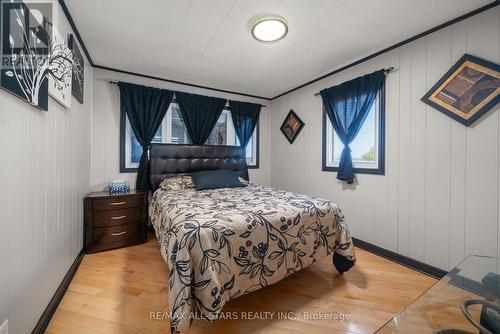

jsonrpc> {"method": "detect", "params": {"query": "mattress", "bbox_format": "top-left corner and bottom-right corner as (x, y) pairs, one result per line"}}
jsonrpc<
(150, 181), (356, 333)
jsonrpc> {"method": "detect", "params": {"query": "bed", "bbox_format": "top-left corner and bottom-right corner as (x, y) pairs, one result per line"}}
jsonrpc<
(148, 144), (356, 333)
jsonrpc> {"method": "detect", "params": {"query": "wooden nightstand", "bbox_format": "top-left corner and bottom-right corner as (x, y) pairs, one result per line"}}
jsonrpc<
(84, 190), (148, 253)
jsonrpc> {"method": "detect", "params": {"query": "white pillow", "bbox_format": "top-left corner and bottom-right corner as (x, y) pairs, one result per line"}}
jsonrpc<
(159, 176), (195, 191)
(238, 177), (250, 185)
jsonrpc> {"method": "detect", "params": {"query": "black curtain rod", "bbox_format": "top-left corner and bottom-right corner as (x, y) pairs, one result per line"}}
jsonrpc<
(108, 81), (267, 108)
(313, 67), (396, 96)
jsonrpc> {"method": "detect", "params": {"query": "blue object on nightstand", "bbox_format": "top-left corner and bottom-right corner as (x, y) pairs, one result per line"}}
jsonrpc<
(109, 181), (130, 194)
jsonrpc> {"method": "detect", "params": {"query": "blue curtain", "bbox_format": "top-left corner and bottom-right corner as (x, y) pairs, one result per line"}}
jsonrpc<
(229, 100), (261, 148)
(175, 92), (227, 145)
(320, 69), (385, 183)
(118, 82), (173, 190)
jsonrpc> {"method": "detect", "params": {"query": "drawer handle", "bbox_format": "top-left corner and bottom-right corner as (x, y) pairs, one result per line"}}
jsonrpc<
(110, 215), (127, 220)
(109, 201), (126, 206)
(111, 231), (127, 236)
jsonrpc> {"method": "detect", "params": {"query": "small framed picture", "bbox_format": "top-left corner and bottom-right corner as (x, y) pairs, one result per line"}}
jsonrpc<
(280, 110), (305, 144)
(421, 54), (499, 126)
(68, 34), (85, 104)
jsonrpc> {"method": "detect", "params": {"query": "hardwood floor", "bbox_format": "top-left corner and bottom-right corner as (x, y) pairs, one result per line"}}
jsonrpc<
(46, 233), (436, 334)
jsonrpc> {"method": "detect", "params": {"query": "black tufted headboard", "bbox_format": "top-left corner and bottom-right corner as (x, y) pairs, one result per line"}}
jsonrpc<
(149, 144), (249, 190)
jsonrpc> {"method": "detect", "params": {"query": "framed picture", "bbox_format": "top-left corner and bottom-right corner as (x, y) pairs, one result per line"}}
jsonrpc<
(280, 109), (305, 144)
(48, 26), (72, 108)
(0, 0), (50, 110)
(421, 54), (499, 126)
(68, 34), (84, 104)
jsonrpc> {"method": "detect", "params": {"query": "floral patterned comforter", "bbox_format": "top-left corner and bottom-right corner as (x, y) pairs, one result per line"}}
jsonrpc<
(150, 181), (356, 333)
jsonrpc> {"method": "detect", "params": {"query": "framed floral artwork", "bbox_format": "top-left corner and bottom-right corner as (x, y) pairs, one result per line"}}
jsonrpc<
(48, 26), (73, 108)
(0, 0), (51, 110)
(68, 34), (84, 104)
(421, 54), (499, 126)
(280, 109), (305, 144)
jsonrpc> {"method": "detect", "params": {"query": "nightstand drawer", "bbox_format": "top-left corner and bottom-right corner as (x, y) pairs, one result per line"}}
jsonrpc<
(94, 196), (142, 211)
(93, 223), (143, 246)
(85, 190), (147, 254)
(94, 208), (141, 227)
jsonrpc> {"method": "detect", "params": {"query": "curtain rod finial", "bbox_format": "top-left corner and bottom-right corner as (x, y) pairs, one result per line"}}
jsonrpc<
(385, 66), (398, 73)
(315, 67), (396, 96)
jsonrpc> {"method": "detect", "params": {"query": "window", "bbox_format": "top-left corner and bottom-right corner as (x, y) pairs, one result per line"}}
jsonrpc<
(120, 102), (259, 172)
(322, 87), (385, 175)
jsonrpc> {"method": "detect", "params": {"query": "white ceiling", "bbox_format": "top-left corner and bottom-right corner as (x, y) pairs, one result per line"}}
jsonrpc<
(65, 0), (494, 98)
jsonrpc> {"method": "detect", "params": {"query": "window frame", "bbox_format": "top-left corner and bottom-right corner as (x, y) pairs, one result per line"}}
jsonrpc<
(321, 81), (385, 175)
(119, 102), (260, 173)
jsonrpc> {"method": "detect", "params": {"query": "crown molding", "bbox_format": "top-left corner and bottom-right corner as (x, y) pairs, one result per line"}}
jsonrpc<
(94, 65), (272, 100)
(58, 0), (500, 102)
(271, 0), (500, 100)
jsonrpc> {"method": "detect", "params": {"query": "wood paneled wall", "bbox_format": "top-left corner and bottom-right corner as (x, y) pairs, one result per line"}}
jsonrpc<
(0, 3), (93, 333)
(89, 69), (272, 191)
(270, 7), (500, 271)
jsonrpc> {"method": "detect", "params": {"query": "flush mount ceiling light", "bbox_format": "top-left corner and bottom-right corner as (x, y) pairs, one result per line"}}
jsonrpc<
(251, 15), (288, 43)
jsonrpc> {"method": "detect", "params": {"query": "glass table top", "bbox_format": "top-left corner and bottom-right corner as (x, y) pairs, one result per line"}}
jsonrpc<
(376, 255), (500, 334)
